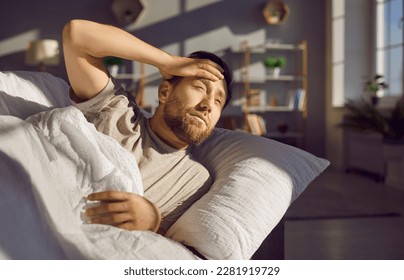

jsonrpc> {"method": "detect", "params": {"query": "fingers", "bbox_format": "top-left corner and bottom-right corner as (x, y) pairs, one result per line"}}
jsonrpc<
(85, 201), (131, 226)
(89, 212), (132, 226)
(85, 192), (133, 225)
(85, 201), (128, 216)
(118, 222), (136, 231)
(85, 191), (161, 232)
(85, 201), (157, 231)
(87, 191), (135, 202)
(165, 56), (225, 81)
(196, 59), (224, 81)
(202, 59), (224, 74)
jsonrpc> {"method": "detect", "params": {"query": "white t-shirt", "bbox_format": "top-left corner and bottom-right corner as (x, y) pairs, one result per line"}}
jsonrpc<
(70, 78), (212, 231)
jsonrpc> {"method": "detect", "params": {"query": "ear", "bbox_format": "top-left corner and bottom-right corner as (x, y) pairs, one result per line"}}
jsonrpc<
(158, 80), (172, 104)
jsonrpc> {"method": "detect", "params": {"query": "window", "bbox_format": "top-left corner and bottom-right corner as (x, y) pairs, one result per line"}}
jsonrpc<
(331, 0), (345, 107)
(376, 0), (403, 97)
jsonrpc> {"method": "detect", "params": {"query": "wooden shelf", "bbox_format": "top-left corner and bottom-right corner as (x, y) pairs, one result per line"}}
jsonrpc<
(254, 43), (304, 52)
(232, 43), (304, 54)
(265, 43), (304, 51)
(266, 75), (304, 81)
(247, 106), (301, 112)
(236, 75), (304, 83)
(237, 40), (308, 149)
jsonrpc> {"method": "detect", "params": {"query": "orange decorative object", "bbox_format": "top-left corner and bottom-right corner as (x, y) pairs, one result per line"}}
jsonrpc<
(263, 0), (290, 25)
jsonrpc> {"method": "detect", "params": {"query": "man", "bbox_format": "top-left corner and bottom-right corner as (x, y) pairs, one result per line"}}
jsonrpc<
(63, 19), (233, 235)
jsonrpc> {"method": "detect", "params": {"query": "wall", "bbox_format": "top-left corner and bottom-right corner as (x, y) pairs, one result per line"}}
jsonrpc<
(325, 0), (373, 169)
(0, 0), (116, 78)
(0, 0), (327, 157)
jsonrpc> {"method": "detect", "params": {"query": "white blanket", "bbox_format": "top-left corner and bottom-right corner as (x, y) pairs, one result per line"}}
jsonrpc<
(0, 106), (198, 259)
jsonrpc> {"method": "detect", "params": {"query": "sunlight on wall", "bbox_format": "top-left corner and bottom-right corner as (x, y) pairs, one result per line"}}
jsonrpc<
(331, 0), (345, 107)
(125, 0), (181, 31)
(0, 29), (40, 57)
(185, 0), (223, 12)
(184, 26), (233, 54)
(376, 2), (385, 78)
(125, 0), (225, 31)
(184, 26), (265, 54)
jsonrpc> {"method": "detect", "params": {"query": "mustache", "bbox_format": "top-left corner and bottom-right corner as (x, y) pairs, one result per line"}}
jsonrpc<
(188, 111), (209, 125)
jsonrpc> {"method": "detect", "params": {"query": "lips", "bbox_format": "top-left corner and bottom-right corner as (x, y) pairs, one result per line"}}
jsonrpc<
(189, 113), (208, 126)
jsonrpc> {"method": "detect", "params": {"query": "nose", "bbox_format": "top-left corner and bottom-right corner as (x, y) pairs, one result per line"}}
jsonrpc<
(198, 95), (214, 112)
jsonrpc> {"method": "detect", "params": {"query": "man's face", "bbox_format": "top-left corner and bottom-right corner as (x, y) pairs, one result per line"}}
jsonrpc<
(163, 77), (226, 145)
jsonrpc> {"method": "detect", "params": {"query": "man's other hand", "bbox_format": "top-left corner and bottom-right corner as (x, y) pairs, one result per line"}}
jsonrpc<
(85, 191), (161, 232)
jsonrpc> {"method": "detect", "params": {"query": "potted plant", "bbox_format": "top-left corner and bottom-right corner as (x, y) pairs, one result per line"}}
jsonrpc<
(364, 74), (388, 106)
(340, 97), (404, 187)
(263, 56), (287, 77)
(267, 10), (281, 24)
(103, 56), (123, 76)
(340, 98), (404, 142)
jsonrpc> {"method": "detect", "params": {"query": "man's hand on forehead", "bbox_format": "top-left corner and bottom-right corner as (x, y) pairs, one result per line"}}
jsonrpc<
(159, 55), (224, 82)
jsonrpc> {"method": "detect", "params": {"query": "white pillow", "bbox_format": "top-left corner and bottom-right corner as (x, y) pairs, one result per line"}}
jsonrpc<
(167, 128), (329, 259)
(0, 71), (71, 117)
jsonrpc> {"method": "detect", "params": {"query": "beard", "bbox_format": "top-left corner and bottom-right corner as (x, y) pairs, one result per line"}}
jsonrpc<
(163, 96), (213, 145)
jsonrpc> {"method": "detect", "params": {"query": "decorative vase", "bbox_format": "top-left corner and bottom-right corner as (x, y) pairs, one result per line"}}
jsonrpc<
(267, 67), (280, 78)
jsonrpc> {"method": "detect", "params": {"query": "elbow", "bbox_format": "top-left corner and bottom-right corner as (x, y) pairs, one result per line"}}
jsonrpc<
(62, 19), (85, 47)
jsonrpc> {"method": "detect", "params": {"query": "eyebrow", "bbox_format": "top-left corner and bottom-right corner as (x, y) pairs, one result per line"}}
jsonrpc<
(216, 89), (225, 101)
(199, 79), (226, 101)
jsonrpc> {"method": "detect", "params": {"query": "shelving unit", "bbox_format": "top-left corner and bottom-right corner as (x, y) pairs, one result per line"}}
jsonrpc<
(236, 40), (308, 148)
(248, 105), (295, 112)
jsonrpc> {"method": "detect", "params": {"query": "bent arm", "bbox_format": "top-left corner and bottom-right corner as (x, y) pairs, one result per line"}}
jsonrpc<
(63, 19), (173, 100)
(62, 19), (224, 101)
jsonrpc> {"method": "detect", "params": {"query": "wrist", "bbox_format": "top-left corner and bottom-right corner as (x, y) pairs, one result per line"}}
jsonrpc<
(145, 198), (161, 232)
(155, 52), (174, 75)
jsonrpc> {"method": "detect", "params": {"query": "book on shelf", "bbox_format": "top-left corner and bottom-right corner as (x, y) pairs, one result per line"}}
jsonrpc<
(287, 88), (305, 110)
(246, 114), (267, 136)
(257, 115), (267, 135)
(247, 89), (262, 107)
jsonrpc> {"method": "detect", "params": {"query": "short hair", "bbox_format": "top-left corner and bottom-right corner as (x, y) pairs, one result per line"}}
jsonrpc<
(169, 51), (234, 108)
